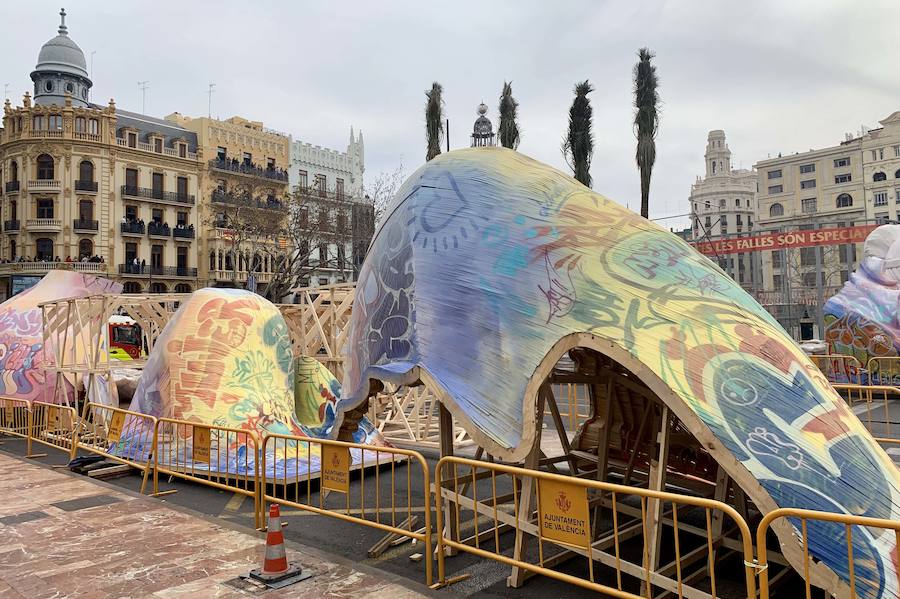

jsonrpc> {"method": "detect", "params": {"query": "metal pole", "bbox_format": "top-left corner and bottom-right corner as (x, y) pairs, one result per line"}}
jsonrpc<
(446, 118), (449, 153)
(815, 235), (824, 339)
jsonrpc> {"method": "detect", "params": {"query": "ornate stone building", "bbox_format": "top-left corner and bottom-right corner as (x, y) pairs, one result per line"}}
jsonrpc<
(0, 9), (201, 298)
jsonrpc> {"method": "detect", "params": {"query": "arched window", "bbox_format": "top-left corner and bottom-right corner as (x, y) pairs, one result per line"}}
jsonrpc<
(719, 199), (726, 208)
(75, 117), (85, 133)
(895, 169), (900, 179)
(217, 251), (223, 271)
(174, 284), (192, 293)
(123, 282), (142, 294)
(10, 200), (17, 219)
(9, 239), (16, 261)
(253, 253), (262, 272)
(10, 161), (17, 182)
(36, 154), (54, 180)
(209, 251), (216, 270)
(225, 252), (234, 270)
(78, 238), (93, 259)
(735, 198), (740, 207)
(874, 171), (887, 182)
(88, 119), (99, 135)
(79, 160), (94, 182)
(35, 238), (53, 261)
(836, 193), (853, 208)
(149, 282), (168, 294)
(769, 203), (784, 217)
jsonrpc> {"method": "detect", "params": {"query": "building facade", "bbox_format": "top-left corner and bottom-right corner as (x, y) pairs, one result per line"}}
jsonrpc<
(289, 128), (370, 287)
(688, 130), (757, 288)
(164, 113), (291, 293)
(0, 10), (201, 299)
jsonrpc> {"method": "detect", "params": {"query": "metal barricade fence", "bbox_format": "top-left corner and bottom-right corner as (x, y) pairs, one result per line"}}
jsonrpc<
(75, 403), (157, 494)
(832, 384), (900, 443)
(29, 401), (78, 458)
(552, 383), (591, 430)
(154, 418), (262, 529)
(261, 434), (433, 586)
(757, 507), (900, 599)
(434, 456), (757, 598)
(867, 356), (900, 387)
(809, 354), (863, 385)
(0, 397), (32, 450)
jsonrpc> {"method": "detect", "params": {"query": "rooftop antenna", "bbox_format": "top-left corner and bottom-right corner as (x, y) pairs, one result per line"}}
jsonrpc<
(3, 84), (8, 102)
(137, 81), (150, 114)
(89, 51), (95, 101)
(207, 83), (216, 118)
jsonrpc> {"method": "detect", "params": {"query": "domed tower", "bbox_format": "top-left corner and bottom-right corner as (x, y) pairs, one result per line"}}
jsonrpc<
(471, 102), (495, 147)
(705, 129), (731, 177)
(30, 8), (92, 108)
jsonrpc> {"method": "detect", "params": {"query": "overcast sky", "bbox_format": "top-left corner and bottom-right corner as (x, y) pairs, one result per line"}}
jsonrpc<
(5, 1), (900, 228)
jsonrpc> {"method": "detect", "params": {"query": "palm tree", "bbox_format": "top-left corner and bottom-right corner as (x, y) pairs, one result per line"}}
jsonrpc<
(561, 80), (594, 187)
(498, 81), (520, 149)
(425, 82), (444, 161)
(634, 48), (660, 219)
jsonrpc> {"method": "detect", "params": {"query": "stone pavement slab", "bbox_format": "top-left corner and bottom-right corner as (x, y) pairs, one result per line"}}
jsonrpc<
(0, 452), (433, 598)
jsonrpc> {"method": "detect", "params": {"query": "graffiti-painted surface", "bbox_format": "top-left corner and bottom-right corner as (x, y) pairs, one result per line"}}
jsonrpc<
(127, 288), (383, 478)
(0, 270), (120, 403)
(336, 148), (900, 597)
(824, 225), (900, 384)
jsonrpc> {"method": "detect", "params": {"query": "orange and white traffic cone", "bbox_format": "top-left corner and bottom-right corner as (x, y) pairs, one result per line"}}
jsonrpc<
(249, 504), (304, 585)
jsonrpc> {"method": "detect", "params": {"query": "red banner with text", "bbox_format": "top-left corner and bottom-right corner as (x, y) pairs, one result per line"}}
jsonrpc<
(691, 224), (878, 256)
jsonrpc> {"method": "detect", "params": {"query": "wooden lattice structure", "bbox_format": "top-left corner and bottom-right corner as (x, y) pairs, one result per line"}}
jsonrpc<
(39, 293), (188, 411)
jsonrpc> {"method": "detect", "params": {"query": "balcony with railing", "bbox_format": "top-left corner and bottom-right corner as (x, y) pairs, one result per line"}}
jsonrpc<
(27, 180), (61, 192)
(209, 158), (289, 183)
(26, 218), (62, 232)
(211, 189), (286, 211)
(0, 261), (107, 275)
(147, 222), (171, 239)
(121, 221), (146, 236)
(31, 130), (63, 139)
(121, 185), (195, 206)
(3, 220), (19, 232)
(5, 181), (19, 194)
(73, 219), (99, 232)
(75, 180), (98, 193)
(73, 132), (102, 142)
(118, 264), (197, 278)
(116, 137), (198, 160)
(173, 226), (195, 240)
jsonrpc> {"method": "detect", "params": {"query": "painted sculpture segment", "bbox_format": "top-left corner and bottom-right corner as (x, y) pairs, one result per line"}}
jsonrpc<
(335, 147), (900, 598)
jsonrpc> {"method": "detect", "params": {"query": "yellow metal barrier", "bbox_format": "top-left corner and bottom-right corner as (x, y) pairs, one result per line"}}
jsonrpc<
(810, 354), (862, 385)
(757, 507), (900, 599)
(434, 456), (757, 598)
(29, 401), (78, 459)
(832, 384), (900, 443)
(75, 403), (157, 494)
(262, 434), (433, 586)
(0, 397), (32, 447)
(553, 383), (591, 430)
(867, 356), (900, 387)
(154, 418), (262, 529)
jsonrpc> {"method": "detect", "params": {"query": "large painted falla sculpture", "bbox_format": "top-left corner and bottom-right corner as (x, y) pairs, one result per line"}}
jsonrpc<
(334, 147), (900, 597)
(824, 224), (900, 381)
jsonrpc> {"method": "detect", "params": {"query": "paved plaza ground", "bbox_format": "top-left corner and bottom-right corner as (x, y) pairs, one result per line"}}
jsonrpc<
(0, 451), (432, 599)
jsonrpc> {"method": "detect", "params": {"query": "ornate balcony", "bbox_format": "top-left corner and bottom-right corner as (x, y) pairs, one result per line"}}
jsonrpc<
(211, 189), (286, 211)
(116, 137), (198, 160)
(121, 185), (195, 206)
(5, 181), (19, 194)
(73, 219), (99, 232)
(28, 180), (61, 193)
(118, 264), (197, 278)
(26, 218), (62, 232)
(0, 261), (107, 275)
(120, 221), (145, 236)
(3, 220), (19, 232)
(148, 222), (171, 239)
(173, 227), (195, 240)
(209, 158), (289, 183)
(75, 180), (98, 193)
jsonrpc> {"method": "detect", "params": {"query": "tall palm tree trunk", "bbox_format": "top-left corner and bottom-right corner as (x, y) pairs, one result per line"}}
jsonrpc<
(498, 81), (520, 149)
(634, 48), (660, 219)
(562, 80), (594, 187)
(425, 82), (444, 161)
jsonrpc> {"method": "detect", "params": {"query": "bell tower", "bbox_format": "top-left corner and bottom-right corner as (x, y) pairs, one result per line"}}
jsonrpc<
(705, 130), (731, 177)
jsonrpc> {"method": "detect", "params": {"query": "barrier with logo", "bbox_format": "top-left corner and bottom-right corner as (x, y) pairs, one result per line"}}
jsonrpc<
(809, 354), (863, 385)
(757, 507), (900, 599)
(434, 456), (757, 598)
(29, 401), (78, 458)
(262, 434), (433, 585)
(153, 418), (262, 529)
(832, 384), (900, 443)
(75, 403), (157, 493)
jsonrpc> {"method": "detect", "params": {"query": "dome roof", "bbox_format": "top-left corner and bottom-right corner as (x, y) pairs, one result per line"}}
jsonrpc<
(473, 103), (493, 135)
(31, 9), (89, 80)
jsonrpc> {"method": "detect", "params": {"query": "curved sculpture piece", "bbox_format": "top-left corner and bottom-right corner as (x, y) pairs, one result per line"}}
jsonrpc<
(0, 270), (120, 402)
(335, 147), (900, 597)
(824, 224), (900, 379)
